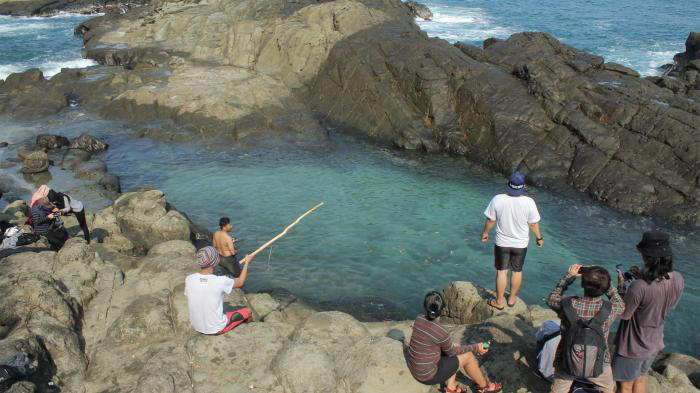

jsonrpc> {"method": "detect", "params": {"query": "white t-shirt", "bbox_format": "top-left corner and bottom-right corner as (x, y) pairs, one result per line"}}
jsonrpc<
(483, 194), (541, 248)
(184, 273), (235, 334)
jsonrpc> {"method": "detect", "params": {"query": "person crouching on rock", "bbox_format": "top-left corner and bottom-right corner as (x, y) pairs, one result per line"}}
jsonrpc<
(30, 195), (69, 251)
(406, 291), (502, 393)
(47, 189), (90, 244)
(185, 246), (255, 335)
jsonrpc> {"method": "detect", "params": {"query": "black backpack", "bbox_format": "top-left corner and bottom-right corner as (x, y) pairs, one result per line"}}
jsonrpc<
(561, 297), (611, 379)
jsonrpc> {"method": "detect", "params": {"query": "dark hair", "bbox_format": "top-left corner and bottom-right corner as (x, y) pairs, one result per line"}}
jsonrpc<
(581, 266), (610, 297)
(423, 291), (444, 321)
(47, 190), (69, 209)
(219, 217), (230, 229)
(641, 255), (673, 283)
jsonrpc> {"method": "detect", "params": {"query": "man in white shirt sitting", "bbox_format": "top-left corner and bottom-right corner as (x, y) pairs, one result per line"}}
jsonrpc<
(185, 246), (255, 334)
(481, 172), (543, 310)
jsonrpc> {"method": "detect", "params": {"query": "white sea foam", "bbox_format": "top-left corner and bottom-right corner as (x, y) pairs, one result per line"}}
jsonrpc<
(0, 58), (97, 81)
(415, 4), (513, 44)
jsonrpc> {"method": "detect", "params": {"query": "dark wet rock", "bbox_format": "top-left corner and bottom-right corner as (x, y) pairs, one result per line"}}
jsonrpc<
(70, 134), (109, 153)
(74, 158), (108, 180)
(0, 142), (7, 148)
(61, 149), (92, 170)
(404, 1), (432, 20)
(483, 37), (504, 48)
(98, 173), (121, 193)
(20, 151), (48, 174)
(36, 134), (70, 150)
(311, 29), (699, 224)
(673, 32), (700, 69)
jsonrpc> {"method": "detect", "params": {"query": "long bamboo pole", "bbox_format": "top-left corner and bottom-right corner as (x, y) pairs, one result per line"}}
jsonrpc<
(248, 202), (324, 258)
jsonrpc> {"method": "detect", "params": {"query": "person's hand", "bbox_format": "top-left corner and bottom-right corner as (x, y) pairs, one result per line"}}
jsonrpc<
(47, 213), (55, 219)
(536, 238), (544, 248)
(241, 254), (253, 265)
(476, 342), (489, 355)
(568, 264), (582, 277)
(481, 233), (489, 243)
(52, 208), (59, 213)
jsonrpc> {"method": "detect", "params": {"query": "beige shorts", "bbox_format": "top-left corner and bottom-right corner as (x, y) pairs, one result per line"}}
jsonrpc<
(549, 364), (614, 393)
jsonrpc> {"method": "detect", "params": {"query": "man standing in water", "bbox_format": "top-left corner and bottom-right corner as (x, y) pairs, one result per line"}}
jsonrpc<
(481, 172), (543, 310)
(213, 217), (242, 277)
(613, 231), (684, 393)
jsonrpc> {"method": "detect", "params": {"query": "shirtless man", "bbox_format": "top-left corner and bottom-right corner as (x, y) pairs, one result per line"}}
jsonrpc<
(213, 217), (242, 277)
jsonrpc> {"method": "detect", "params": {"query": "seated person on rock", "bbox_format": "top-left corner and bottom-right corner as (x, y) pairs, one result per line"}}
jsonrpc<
(406, 291), (502, 393)
(47, 189), (90, 244)
(30, 191), (69, 251)
(185, 246), (255, 335)
(546, 264), (625, 393)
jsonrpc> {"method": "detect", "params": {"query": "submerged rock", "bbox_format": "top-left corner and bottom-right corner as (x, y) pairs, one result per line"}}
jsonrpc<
(20, 150), (48, 174)
(70, 133), (109, 153)
(36, 134), (70, 150)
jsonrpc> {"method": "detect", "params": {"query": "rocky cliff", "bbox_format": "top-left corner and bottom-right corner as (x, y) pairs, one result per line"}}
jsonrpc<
(0, 191), (698, 393)
(0, 0), (698, 223)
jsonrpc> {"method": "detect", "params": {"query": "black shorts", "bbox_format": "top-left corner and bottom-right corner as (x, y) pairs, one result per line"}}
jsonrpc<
(219, 255), (242, 278)
(420, 356), (459, 385)
(494, 245), (527, 272)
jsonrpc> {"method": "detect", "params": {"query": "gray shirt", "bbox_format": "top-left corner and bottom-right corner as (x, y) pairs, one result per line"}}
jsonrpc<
(615, 271), (684, 358)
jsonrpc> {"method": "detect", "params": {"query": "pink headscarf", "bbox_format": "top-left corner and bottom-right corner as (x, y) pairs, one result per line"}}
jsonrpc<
(31, 185), (50, 207)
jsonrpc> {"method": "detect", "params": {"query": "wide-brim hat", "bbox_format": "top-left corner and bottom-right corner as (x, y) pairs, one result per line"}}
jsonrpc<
(636, 231), (672, 257)
(506, 171), (526, 196)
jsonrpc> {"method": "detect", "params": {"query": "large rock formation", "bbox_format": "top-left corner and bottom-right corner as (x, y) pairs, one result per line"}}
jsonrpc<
(2, 192), (698, 393)
(0, 0), (698, 224)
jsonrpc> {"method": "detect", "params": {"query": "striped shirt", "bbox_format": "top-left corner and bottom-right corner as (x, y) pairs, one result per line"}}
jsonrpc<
(406, 315), (478, 382)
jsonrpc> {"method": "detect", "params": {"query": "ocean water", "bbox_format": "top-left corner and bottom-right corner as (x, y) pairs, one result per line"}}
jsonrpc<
(0, 14), (96, 80)
(416, 0), (700, 76)
(1, 115), (699, 356)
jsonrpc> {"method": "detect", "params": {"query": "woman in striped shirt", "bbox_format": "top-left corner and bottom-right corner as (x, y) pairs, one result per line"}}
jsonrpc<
(406, 291), (502, 393)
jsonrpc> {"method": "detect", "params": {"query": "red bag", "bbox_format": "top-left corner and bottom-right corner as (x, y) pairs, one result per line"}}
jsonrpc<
(217, 307), (251, 334)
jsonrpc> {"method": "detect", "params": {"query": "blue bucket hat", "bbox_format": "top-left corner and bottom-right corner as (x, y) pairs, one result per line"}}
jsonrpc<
(506, 171), (526, 196)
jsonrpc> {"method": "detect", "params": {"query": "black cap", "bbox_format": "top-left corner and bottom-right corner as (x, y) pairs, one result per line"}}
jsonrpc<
(636, 231), (672, 257)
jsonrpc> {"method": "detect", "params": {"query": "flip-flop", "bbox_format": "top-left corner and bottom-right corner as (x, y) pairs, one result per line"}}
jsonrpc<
(488, 299), (505, 311)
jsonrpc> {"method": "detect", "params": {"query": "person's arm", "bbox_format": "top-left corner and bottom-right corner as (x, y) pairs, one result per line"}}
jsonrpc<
(60, 196), (71, 214)
(228, 236), (237, 255)
(606, 286), (625, 318)
(547, 264), (579, 311)
(528, 200), (543, 247)
(481, 219), (495, 242)
(445, 340), (481, 356)
(619, 283), (642, 321)
(529, 222), (543, 247)
(233, 254), (255, 288)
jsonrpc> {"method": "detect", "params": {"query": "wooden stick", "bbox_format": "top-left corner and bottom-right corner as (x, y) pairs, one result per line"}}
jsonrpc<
(248, 202), (324, 258)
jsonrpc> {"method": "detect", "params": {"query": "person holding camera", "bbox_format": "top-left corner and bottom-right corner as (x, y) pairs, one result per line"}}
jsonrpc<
(612, 232), (684, 393)
(546, 264), (625, 393)
(47, 189), (90, 244)
(406, 291), (502, 393)
(30, 195), (68, 251)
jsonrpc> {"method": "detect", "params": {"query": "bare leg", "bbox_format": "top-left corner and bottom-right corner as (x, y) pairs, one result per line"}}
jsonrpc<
(632, 376), (646, 393)
(457, 352), (488, 389)
(508, 271), (523, 304)
(495, 270), (508, 307)
(445, 373), (457, 391)
(618, 380), (634, 393)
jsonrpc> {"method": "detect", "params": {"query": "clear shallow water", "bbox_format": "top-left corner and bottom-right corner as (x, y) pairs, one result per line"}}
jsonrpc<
(416, 0), (700, 76)
(1, 115), (698, 356)
(0, 14), (96, 80)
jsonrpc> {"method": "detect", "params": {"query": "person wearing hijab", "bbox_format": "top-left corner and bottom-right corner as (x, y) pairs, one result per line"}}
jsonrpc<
(30, 185), (50, 207)
(30, 196), (68, 251)
(48, 189), (90, 244)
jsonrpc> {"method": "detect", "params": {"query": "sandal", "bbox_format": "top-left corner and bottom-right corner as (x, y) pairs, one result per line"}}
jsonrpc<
(443, 385), (466, 393)
(487, 299), (504, 310)
(477, 381), (502, 393)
